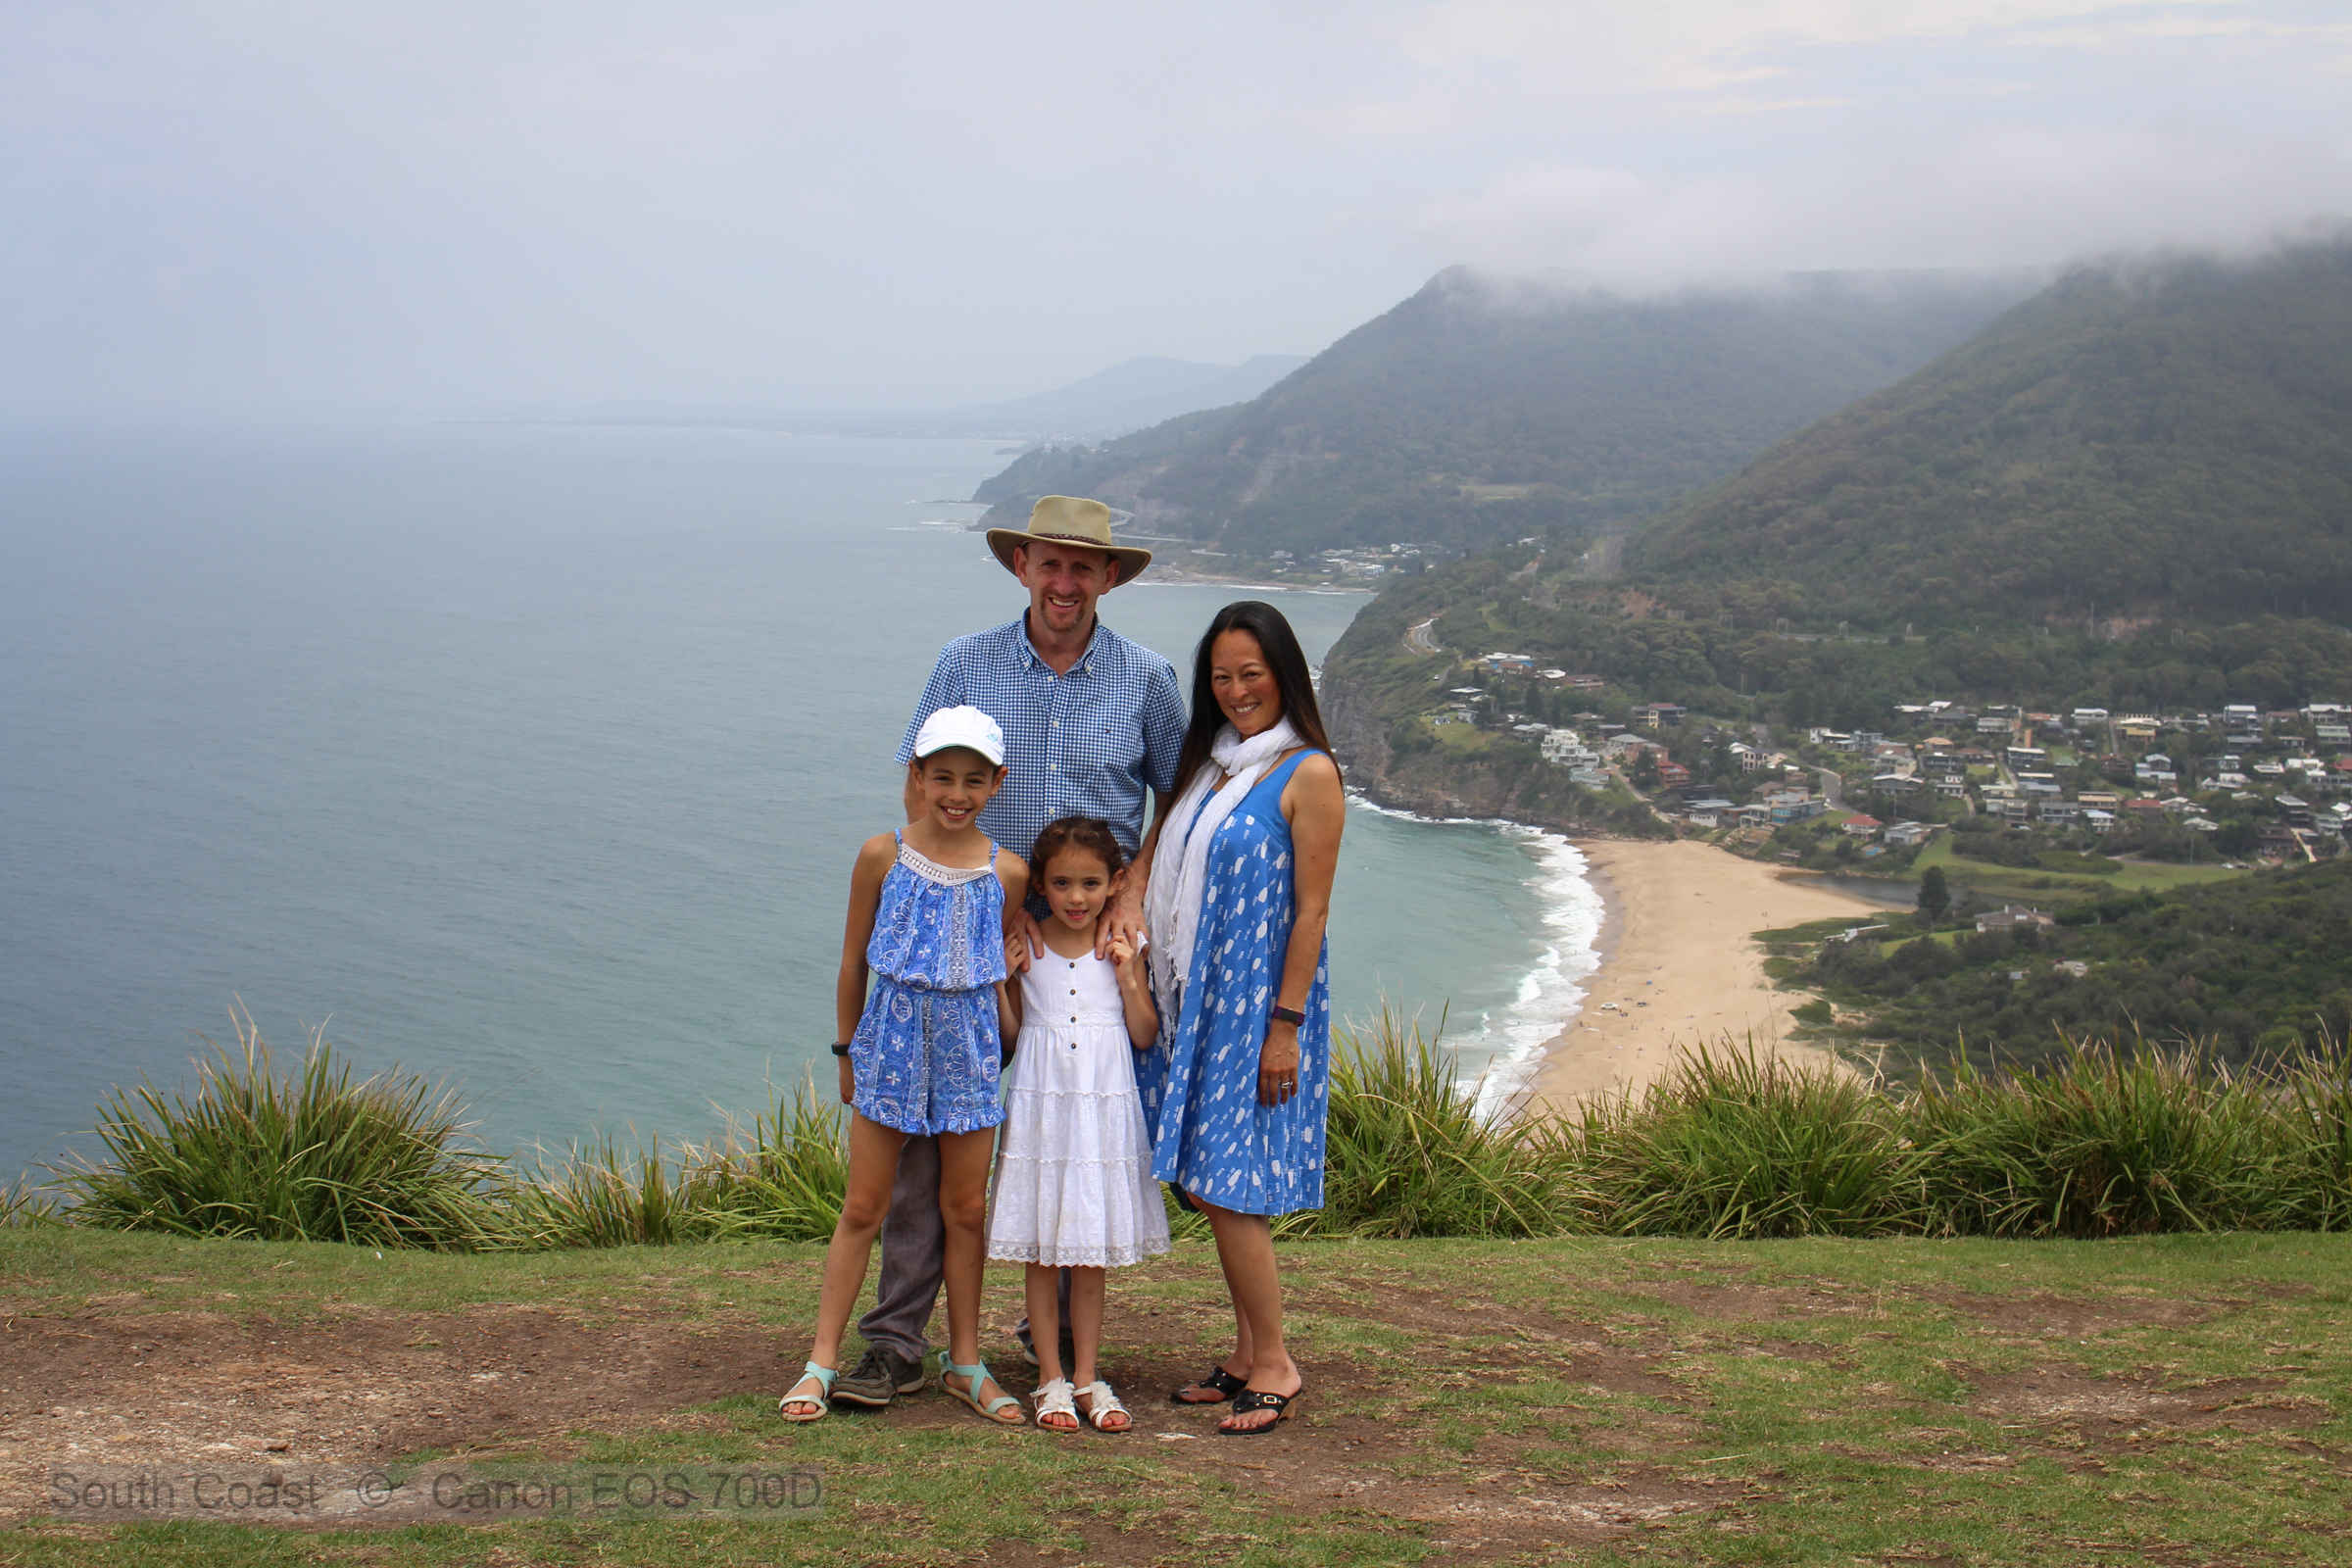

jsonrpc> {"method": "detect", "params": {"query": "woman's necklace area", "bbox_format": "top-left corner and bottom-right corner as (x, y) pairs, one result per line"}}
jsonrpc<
(1221, 744), (1301, 789)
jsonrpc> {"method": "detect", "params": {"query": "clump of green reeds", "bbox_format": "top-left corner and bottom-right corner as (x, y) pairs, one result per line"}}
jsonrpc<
(56, 1004), (511, 1250)
(1571, 1043), (1923, 1239)
(2, 1178), (59, 1227)
(2280, 1048), (2352, 1231)
(48, 1004), (2352, 1251)
(1316, 1008), (1576, 1238)
(1908, 1035), (2352, 1237)
(512, 1079), (850, 1248)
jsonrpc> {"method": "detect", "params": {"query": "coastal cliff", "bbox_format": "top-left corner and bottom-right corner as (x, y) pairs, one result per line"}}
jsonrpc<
(1322, 650), (1666, 838)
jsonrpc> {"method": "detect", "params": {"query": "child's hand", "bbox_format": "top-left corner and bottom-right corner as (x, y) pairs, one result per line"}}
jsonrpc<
(1106, 937), (1135, 968)
(1004, 930), (1032, 975)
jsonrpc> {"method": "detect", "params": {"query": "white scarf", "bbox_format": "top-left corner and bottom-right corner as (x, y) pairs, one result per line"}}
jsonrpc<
(1144, 716), (1302, 1029)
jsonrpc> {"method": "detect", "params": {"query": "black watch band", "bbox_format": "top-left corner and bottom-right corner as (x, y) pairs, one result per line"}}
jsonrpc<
(829, 1041), (852, 1057)
(1268, 1004), (1305, 1027)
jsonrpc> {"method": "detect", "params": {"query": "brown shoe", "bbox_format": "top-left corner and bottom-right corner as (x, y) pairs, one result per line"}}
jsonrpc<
(829, 1345), (926, 1408)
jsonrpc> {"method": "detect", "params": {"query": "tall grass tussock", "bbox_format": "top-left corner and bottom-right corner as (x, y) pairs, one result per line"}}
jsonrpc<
(54, 1004), (510, 1250)
(26, 1007), (2352, 1249)
(1570, 1045), (1923, 1238)
(1314, 1008), (1575, 1238)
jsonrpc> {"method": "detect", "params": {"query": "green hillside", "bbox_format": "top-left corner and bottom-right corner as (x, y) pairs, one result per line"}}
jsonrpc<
(1627, 239), (2352, 626)
(975, 268), (2032, 557)
(1321, 238), (2352, 740)
(1806, 858), (2352, 1070)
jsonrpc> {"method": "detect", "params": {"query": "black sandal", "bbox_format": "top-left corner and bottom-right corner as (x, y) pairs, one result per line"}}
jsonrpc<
(1217, 1386), (1302, 1434)
(1171, 1366), (1248, 1404)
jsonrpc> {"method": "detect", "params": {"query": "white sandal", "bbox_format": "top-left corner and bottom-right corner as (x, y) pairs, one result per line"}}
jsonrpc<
(778, 1361), (835, 1423)
(1032, 1376), (1079, 1431)
(1074, 1379), (1130, 1433)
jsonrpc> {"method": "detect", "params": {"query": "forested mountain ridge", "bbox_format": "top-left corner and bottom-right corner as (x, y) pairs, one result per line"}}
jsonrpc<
(974, 268), (2034, 557)
(1625, 239), (2352, 626)
(1318, 239), (2352, 820)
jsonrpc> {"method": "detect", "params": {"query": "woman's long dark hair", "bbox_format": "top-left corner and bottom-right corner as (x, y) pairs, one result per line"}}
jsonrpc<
(1172, 600), (1332, 789)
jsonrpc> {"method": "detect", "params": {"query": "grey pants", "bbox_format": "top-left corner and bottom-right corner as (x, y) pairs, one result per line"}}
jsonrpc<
(856, 1131), (1072, 1363)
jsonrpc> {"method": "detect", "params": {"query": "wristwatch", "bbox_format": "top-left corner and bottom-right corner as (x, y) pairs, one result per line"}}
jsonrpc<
(1268, 1004), (1305, 1027)
(829, 1041), (852, 1057)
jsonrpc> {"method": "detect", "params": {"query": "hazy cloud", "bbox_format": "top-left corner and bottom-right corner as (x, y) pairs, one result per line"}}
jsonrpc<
(4, 1), (2346, 416)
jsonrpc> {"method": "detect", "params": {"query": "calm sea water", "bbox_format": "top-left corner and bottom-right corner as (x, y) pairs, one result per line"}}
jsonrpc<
(0, 423), (1598, 1178)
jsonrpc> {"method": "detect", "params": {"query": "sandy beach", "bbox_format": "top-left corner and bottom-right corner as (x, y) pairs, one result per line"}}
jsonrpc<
(1526, 840), (1890, 1114)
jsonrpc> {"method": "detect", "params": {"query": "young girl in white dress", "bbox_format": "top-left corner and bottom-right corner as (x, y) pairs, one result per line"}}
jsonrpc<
(987, 815), (1170, 1432)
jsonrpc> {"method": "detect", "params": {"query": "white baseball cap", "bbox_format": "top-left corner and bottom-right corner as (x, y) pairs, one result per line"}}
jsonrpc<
(911, 706), (1005, 766)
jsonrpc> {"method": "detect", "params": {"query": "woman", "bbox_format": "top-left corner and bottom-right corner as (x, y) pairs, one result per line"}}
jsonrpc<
(1138, 600), (1345, 1435)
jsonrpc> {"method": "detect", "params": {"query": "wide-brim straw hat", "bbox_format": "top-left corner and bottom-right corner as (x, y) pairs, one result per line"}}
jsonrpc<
(985, 495), (1152, 586)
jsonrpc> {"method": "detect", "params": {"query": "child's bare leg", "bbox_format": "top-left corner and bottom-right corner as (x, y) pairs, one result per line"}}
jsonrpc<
(1026, 1264), (1075, 1428)
(783, 1113), (906, 1414)
(937, 1127), (1021, 1422)
(1067, 1267), (1124, 1430)
(1065, 1267), (1104, 1386)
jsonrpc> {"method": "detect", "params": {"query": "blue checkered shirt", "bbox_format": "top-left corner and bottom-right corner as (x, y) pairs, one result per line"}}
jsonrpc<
(898, 616), (1187, 860)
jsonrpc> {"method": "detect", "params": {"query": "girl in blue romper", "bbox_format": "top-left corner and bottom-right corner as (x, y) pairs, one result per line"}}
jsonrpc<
(780, 707), (1031, 1427)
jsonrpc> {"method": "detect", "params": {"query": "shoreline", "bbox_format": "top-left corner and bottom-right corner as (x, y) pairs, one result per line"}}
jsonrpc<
(1522, 839), (1885, 1115)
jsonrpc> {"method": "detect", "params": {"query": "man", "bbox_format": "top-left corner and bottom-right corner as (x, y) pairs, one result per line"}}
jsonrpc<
(826, 494), (1186, 1409)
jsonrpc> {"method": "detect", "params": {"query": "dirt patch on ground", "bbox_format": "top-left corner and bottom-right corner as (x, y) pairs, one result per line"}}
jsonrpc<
(1933, 1289), (2230, 1338)
(1289, 1277), (1690, 1400)
(1626, 1276), (1872, 1322)
(1705, 1337), (1844, 1365)
(0, 1303), (779, 1502)
(1966, 1368), (2323, 1440)
(1, 1295), (1744, 1555)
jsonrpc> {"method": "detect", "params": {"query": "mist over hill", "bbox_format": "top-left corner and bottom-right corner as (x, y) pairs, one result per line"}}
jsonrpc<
(947, 355), (1308, 439)
(1320, 236), (2352, 748)
(975, 268), (2035, 556)
(1624, 238), (2352, 627)
(466, 355), (1307, 442)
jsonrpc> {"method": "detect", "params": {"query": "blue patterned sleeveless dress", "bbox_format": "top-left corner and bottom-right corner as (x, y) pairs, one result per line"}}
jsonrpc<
(1136, 750), (1332, 1215)
(849, 833), (1008, 1136)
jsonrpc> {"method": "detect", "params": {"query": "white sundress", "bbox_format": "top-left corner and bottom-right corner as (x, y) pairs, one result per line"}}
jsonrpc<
(985, 949), (1172, 1269)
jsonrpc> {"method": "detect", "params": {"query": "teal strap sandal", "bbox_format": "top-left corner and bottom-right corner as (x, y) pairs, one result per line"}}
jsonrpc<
(778, 1360), (836, 1423)
(941, 1359), (1023, 1425)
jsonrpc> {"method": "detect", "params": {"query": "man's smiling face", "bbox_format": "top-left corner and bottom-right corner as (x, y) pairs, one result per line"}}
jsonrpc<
(1014, 540), (1118, 642)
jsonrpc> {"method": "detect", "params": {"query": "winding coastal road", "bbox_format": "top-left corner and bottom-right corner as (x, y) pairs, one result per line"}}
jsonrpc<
(1404, 616), (1441, 656)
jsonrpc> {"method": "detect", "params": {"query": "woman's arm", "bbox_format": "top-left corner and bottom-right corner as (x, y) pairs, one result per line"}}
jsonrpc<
(1106, 937), (1160, 1049)
(1258, 753), (1345, 1106)
(834, 833), (896, 1102)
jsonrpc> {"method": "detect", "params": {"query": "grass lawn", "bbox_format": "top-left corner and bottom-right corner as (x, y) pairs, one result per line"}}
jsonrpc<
(1907, 838), (2245, 906)
(5, 1228), (2348, 1565)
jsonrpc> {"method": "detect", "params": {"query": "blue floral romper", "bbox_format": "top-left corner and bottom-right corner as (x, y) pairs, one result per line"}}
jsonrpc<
(850, 833), (1008, 1137)
(1137, 751), (1332, 1215)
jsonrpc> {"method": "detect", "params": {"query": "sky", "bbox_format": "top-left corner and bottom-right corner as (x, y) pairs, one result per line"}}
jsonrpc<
(5, 1), (2348, 416)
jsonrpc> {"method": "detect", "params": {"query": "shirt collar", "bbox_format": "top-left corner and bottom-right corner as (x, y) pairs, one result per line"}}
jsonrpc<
(1018, 613), (1103, 675)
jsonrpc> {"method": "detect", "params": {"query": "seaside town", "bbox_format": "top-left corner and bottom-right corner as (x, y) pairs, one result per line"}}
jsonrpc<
(1448, 649), (2352, 872)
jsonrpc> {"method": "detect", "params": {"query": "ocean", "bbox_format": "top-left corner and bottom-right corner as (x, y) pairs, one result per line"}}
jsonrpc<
(0, 422), (1601, 1179)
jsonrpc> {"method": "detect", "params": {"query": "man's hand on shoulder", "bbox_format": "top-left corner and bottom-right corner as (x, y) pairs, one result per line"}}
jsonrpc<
(1101, 883), (1147, 959)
